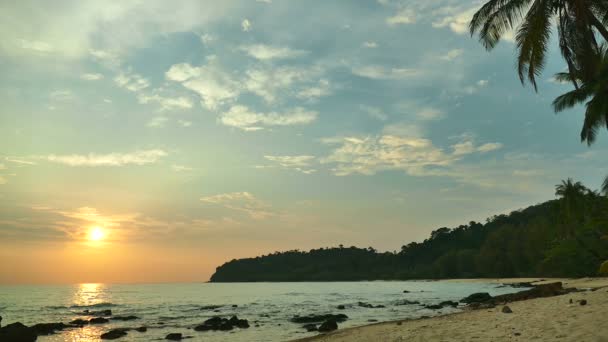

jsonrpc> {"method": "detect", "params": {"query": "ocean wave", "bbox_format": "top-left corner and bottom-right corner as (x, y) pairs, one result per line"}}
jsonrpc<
(69, 302), (119, 308)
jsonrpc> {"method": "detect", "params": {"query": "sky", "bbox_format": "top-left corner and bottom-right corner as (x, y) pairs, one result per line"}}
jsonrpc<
(1, 0), (608, 284)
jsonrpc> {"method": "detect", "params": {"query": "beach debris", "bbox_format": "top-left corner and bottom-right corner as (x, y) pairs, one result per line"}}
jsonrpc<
(165, 333), (183, 340)
(0, 322), (37, 342)
(579, 299), (587, 306)
(111, 315), (139, 321)
(100, 328), (129, 340)
(290, 314), (348, 324)
(89, 317), (109, 324)
(194, 315), (250, 332)
(502, 306), (513, 313)
(302, 323), (317, 332)
(318, 320), (338, 332)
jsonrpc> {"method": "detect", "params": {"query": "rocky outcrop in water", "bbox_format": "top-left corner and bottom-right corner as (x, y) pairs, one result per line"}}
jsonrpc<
(100, 328), (129, 340)
(318, 320), (338, 332)
(194, 315), (250, 331)
(89, 317), (109, 324)
(30, 323), (69, 335)
(111, 315), (139, 321)
(165, 333), (183, 340)
(0, 322), (37, 342)
(290, 314), (348, 324)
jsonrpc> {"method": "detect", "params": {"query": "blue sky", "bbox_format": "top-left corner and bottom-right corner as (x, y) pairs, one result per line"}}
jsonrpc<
(1, 0), (607, 283)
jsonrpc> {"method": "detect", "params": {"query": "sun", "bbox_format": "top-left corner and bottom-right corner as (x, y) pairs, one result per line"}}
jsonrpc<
(89, 226), (106, 241)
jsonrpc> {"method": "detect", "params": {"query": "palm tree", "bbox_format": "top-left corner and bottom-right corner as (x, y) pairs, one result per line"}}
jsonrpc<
(469, 0), (608, 90)
(552, 44), (608, 145)
(603, 175), (608, 195)
(555, 178), (590, 237)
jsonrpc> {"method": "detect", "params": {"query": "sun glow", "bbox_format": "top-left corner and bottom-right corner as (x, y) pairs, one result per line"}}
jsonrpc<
(89, 227), (105, 241)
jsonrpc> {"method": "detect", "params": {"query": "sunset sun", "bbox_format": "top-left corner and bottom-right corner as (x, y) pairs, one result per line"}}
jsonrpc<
(89, 227), (105, 241)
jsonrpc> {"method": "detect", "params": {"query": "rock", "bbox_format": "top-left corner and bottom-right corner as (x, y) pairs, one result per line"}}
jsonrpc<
(460, 292), (493, 304)
(491, 282), (568, 303)
(69, 319), (88, 326)
(194, 315), (250, 332)
(502, 306), (513, 313)
(86, 309), (112, 316)
(569, 299), (573, 304)
(0, 322), (37, 342)
(302, 323), (317, 332)
(439, 301), (459, 307)
(111, 315), (139, 321)
(101, 328), (128, 340)
(232, 305), (238, 308)
(395, 300), (420, 306)
(135, 327), (147, 332)
(337, 305), (345, 310)
(89, 317), (109, 324)
(396, 322), (402, 326)
(166, 333), (183, 340)
(318, 320), (338, 332)
(357, 302), (384, 309)
(425, 304), (443, 310)
(579, 299), (587, 306)
(367, 319), (378, 322)
(403, 290), (410, 293)
(290, 314), (348, 324)
(30, 323), (68, 335)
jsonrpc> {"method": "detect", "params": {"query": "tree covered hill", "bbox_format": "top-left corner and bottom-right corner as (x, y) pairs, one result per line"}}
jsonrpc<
(210, 180), (608, 282)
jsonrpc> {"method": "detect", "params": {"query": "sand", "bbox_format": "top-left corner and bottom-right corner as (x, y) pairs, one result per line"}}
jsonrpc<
(295, 278), (608, 342)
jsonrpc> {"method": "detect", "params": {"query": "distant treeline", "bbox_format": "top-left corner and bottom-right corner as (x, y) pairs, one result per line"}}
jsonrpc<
(210, 180), (608, 282)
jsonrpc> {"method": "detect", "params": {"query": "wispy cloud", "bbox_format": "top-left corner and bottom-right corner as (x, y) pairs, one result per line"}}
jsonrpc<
(200, 192), (273, 219)
(387, 9), (416, 25)
(263, 155), (316, 174)
(115, 71), (150, 92)
(240, 44), (307, 60)
(81, 73), (104, 81)
(352, 65), (421, 80)
(242, 19), (252, 32)
(220, 105), (317, 131)
(44, 150), (168, 167)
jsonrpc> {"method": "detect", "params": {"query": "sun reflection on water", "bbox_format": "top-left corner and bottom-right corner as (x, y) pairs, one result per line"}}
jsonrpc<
(72, 283), (109, 308)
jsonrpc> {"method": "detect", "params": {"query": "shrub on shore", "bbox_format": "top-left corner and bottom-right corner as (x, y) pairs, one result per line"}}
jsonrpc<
(600, 261), (608, 276)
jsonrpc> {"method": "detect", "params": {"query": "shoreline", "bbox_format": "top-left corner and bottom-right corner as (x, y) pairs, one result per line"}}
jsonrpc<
(294, 277), (608, 342)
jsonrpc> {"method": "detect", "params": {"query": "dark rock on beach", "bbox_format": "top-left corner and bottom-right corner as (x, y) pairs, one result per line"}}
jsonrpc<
(357, 302), (385, 308)
(460, 292), (493, 304)
(89, 317), (109, 324)
(200, 305), (223, 310)
(101, 328), (129, 340)
(318, 320), (338, 332)
(30, 322), (69, 335)
(166, 333), (183, 340)
(337, 305), (345, 310)
(135, 326), (147, 332)
(291, 314), (348, 324)
(491, 282), (570, 303)
(303, 323), (317, 332)
(395, 299), (420, 306)
(440, 300), (459, 307)
(69, 319), (89, 326)
(579, 299), (587, 306)
(502, 306), (513, 313)
(0, 322), (37, 342)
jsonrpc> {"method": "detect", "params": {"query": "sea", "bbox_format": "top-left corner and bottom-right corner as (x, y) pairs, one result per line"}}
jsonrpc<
(0, 281), (527, 341)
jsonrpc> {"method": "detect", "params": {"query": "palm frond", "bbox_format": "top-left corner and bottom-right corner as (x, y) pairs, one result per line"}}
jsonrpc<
(552, 85), (592, 112)
(516, 0), (553, 90)
(602, 175), (608, 195)
(470, 0), (534, 49)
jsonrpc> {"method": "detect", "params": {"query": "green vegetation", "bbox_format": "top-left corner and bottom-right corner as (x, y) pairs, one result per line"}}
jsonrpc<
(600, 260), (608, 275)
(470, 0), (608, 200)
(210, 180), (608, 282)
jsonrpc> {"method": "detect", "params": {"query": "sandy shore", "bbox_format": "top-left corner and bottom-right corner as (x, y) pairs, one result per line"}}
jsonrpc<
(296, 278), (608, 342)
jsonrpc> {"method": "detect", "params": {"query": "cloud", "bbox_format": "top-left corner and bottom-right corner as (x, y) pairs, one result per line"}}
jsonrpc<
(4, 157), (36, 165)
(432, 7), (477, 34)
(49, 90), (73, 102)
(416, 108), (444, 121)
(352, 65), (421, 80)
(452, 138), (503, 155)
(200, 192), (273, 219)
(263, 155), (316, 174)
(477, 142), (503, 153)
(138, 94), (193, 111)
(114, 71), (150, 92)
(360, 105), (388, 121)
(362, 41), (378, 48)
(166, 62), (240, 110)
(242, 19), (252, 32)
(172, 164), (193, 172)
(81, 73), (104, 81)
(19, 39), (54, 53)
(439, 49), (463, 61)
(178, 120), (192, 127)
(200, 33), (216, 45)
(220, 105), (317, 131)
(463, 79), (489, 94)
(321, 134), (453, 176)
(387, 9), (416, 25)
(44, 150), (167, 167)
(147, 116), (169, 128)
(296, 79), (332, 101)
(240, 44), (307, 60)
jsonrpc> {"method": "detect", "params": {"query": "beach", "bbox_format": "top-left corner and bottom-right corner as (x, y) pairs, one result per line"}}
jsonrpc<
(297, 278), (608, 342)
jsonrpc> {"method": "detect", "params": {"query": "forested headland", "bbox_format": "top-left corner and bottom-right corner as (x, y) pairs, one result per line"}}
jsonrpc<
(210, 180), (608, 282)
